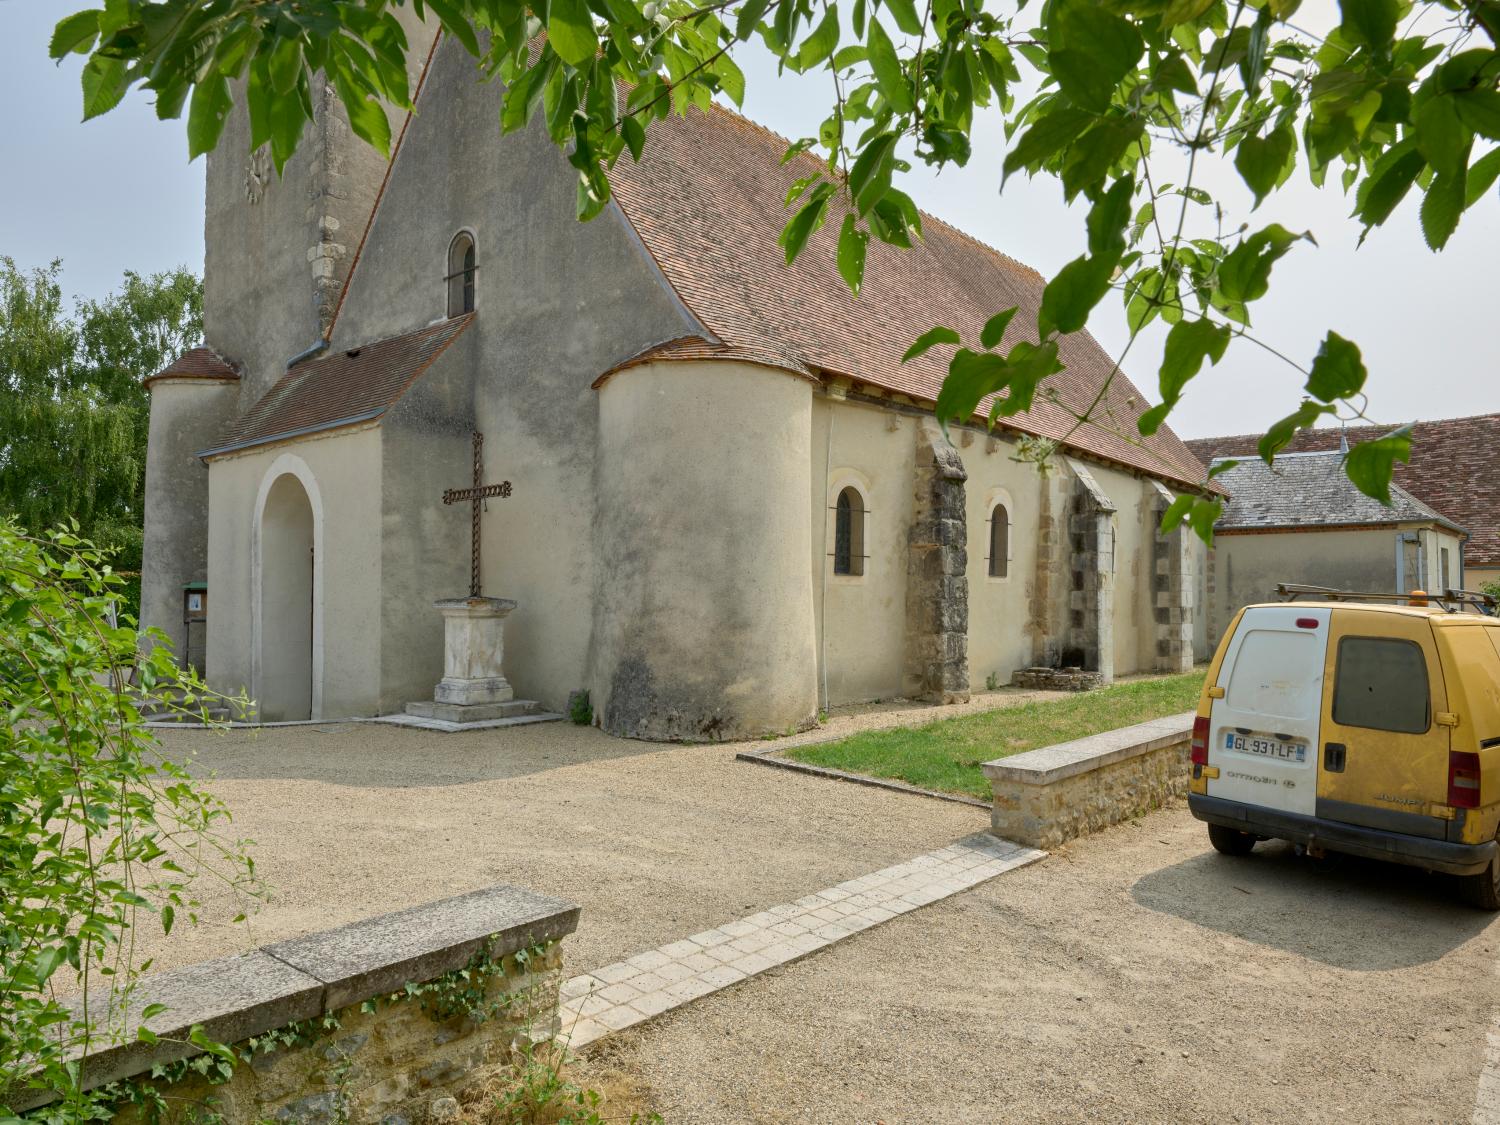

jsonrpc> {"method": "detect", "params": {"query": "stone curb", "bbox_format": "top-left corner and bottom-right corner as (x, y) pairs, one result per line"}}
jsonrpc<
(735, 743), (991, 809)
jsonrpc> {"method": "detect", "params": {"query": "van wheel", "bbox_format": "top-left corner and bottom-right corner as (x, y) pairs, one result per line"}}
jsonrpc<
(1207, 823), (1257, 856)
(1462, 853), (1500, 911)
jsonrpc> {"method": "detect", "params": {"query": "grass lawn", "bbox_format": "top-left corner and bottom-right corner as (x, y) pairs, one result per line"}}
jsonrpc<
(786, 673), (1203, 799)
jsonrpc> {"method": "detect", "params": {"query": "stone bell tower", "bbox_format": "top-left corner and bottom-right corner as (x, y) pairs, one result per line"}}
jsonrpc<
(139, 22), (436, 671)
(202, 15), (437, 404)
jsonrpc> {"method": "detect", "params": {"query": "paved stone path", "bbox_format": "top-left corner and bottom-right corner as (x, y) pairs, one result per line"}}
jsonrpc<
(557, 832), (1045, 1048)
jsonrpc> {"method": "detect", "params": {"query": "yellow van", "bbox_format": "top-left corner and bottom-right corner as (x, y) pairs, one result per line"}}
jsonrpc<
(1188, 587), (1500, 908)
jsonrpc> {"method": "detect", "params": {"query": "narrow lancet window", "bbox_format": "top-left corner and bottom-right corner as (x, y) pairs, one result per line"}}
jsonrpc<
(447, 232), (476, 316)
(834, 487), (866, 576)
(988, 504), (1010, 578)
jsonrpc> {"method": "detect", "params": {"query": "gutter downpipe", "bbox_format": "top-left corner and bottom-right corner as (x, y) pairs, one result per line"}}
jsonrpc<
(286, 338), (330, 370)
(819, 402), (834, 710)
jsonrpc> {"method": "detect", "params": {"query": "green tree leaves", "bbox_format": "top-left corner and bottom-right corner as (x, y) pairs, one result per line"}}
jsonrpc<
(1138, 318), (1231, 436)
(548, 0), (601, 66)
(1345, 426), (1412, 503)
(1304, 331), (1367, 402)
(1048, 0), (1143, 113)
(867, 19), (913, 113)
(1235, 125), (1296, 205)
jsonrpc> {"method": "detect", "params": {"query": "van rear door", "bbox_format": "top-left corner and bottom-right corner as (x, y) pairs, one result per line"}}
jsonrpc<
(1206, 606), (1330, 817)
(1317, 608), (1450, 836)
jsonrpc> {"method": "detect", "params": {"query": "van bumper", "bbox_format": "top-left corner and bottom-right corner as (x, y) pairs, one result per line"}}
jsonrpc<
(1188, 794), (1497, 876)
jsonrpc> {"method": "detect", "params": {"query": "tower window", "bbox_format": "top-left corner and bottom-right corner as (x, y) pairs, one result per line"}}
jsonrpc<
(988, 503), (1010, 578)
(833, 486), (866, 576)
(447, 232), (476, 316)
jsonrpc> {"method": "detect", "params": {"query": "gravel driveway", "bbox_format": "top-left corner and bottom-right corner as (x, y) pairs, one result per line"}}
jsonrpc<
(586, 803), (1500, 1123)
(147, 710), (1500, 1122)
(146, 714), (985, 975)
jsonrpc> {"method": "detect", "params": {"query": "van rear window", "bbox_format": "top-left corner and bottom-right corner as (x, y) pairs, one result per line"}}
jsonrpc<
(1226, 629), (1321, 719)
(1332, 637), (1430, 734)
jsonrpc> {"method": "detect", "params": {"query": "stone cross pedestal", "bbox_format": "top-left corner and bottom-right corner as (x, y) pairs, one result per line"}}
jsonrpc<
(405, 597), (544, 724)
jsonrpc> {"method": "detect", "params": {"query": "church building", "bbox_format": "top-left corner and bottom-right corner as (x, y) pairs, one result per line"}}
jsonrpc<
(140, 29), (1213, 740)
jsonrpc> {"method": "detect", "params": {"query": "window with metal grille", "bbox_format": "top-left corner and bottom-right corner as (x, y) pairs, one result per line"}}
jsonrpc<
(833, 487), (866, 576)
(987, 503), (1010, 578)
(446, 232), (476, 317)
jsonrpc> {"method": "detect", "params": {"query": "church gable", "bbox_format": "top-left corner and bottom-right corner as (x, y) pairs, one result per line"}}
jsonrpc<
(314, 34), (700, 379)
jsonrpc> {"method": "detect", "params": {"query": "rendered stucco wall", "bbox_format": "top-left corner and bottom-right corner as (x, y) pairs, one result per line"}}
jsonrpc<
(139, 379), (238, 669)
(811, 398), (917, 705)
(377, 346), (473, 713)
(594, 361), (818, 740)
(206, 428), (384, 719)
(322, 36), (697, 712)
(1206, 525), (1465, 642)
(957, 428), (1050, 690)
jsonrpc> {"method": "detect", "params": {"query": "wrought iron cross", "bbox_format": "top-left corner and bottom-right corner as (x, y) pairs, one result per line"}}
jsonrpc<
(441, 431), (512, 598)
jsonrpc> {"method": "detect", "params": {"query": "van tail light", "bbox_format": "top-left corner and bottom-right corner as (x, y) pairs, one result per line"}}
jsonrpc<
(1449, 751), (1482, 809)
(1191, 715), (1210, 767)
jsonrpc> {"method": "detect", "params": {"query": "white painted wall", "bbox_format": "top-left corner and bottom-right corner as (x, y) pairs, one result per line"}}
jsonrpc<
(207, 427), (384, 719)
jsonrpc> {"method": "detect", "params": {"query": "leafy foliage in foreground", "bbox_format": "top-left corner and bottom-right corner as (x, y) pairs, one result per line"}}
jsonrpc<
(50, 0), (1500, 535)
(0, 259), (202, 608)
(0, 522), (255, 1117)
(788, 672), (1203, 796)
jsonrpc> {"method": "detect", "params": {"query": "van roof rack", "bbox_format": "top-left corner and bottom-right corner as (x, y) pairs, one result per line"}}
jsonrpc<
(1276, 583), (1498, 615)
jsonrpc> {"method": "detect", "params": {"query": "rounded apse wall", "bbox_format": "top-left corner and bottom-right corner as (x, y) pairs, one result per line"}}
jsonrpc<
(592, 360), (818, 741)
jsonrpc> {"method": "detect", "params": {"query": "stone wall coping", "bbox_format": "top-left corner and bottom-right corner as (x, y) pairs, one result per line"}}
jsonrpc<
(264, 884), (578, 1011)
(981, 711), (1196, 786)
(18, 884), (579, 1108)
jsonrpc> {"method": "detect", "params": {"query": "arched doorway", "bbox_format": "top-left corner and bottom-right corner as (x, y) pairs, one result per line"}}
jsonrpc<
(258, 473), (316, 720)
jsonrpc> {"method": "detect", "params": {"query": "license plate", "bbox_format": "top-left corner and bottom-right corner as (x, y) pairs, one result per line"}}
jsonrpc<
(1224, 731), (1307, 763)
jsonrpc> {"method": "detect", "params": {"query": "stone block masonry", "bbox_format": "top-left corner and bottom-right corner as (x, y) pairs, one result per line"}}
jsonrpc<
(983, 712), (1195, 849)
(8, 885), (580, 1123)
(904, 419), (971, 703)
(1064, 459), (1116, 681)
(1149, 481), (1197, 673)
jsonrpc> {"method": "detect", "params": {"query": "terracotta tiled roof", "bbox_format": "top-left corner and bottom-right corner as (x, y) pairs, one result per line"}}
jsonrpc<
(1186, 414), (1500, 566)
(1209, 452), (1464, 533)
(606, 104), (1210, 491)
(143, 346), (239, 389)
(200, 315), (472, 458)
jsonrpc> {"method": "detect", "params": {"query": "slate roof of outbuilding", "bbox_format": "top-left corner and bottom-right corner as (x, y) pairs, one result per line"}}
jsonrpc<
(1187, 414), (1499, 564)
(199, 315), (472, 458)
(605, 103), (1210, 492)
(143, 346), (239, 389)
(1208, 451), (1465, 535)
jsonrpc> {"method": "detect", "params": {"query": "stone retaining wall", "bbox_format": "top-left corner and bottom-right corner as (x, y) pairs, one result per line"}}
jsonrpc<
(10, 885), (580, 1123)
(983, 712), (1195, 848)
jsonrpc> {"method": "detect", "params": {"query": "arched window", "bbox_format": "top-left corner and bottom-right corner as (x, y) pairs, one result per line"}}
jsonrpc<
(833, 486), (866, 576)
(988, 503), (1010, 578)
(446, 232), (476, 316)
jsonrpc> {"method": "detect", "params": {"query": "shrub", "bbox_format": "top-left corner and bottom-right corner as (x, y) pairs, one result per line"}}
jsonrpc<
(0, 520), (256, 1116)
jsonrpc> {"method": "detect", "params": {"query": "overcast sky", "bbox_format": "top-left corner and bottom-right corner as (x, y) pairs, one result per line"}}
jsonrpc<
(2, 0), (1494, 439)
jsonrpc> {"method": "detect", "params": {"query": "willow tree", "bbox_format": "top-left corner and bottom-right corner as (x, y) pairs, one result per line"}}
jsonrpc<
(47, 0), (1500, 533)
(0, 258), (202, 581)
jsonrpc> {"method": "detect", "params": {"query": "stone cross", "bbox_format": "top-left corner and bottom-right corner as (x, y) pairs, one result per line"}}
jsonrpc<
(442, 431), (512, 598)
